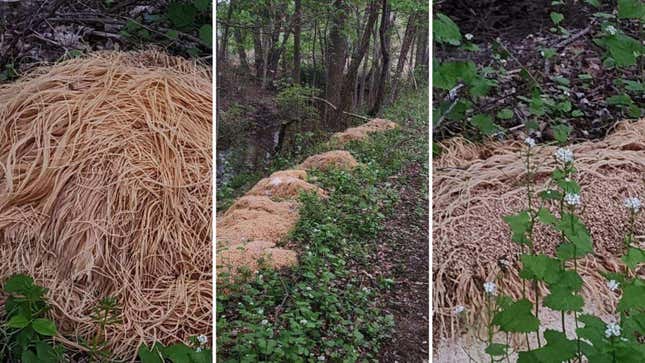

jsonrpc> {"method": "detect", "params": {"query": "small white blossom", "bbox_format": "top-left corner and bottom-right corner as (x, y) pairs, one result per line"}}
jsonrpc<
(607, 280), (620, 291)
(300, 319), (308, 325)
(318, 356), (326, 361)
(483, 282), (497, 295)
(465, 33), (474, 40)
(306, 286), (312, 291)
(605, 322), (621, 338)
(606, 25), (617, 35)
(555, 148), (574, 163)
(197, 335), (208, 345)
(524, 137), (536, 148)
(565, 193), (581, 206)
(624, 197), (641, 213)
(261, 319), (268, 325)
(453, 305), (465, 315)
(196, 347), (202, 352)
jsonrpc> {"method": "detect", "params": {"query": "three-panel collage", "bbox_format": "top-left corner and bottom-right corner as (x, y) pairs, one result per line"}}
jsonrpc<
(0, 0), (643, 362)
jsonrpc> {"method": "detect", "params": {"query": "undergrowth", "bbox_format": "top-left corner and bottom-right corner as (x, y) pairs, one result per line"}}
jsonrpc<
(216, 87), (428, 362)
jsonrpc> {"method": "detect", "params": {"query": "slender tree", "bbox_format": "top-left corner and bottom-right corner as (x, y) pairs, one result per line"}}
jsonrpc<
(368, 0), (390, 116)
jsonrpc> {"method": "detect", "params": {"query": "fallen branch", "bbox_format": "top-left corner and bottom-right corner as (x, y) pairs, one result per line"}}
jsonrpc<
(308, 95), (370, 121)
(551, 25), (592, 50)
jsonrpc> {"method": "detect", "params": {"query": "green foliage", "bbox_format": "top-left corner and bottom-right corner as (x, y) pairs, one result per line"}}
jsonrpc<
(433, 13), (461, 45)
(120, 1), (212, 56)
(217, 87), (428, 362)
(1, 274), (64, 362)
(492, 299), (540, 333)
(139, 339), (212, 363)
(617, 0), (645, 19)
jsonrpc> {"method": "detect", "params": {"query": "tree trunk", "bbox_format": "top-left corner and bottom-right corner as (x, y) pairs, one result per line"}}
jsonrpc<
(253, 30), (265, 78)
(218, 0), (235, 66)
(293, 0), (302, 84)
(312, 19), (318, 88)
(333, 0), (380, 129)
(415, 23), (428, 73)
(323, 0), (349, 129)
(388, 12), (418, 104)
(234, 29), (250, 72)
(368, 0), (390, 116)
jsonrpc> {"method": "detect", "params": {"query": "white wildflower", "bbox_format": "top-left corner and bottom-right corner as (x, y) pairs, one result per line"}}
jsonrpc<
(555, 148), (574, 163)
(524, 137), (536, 148)
(261, 319), (268, 325)
(453, 305), (465, 315)
(564, 193), (581, 206)
(606, 25), (617, 35)
(465, 33), (474, 41)
(196, 347), (202, 352)
(197, 335), (208, 345)
(624, 197), (641, 213)
(605, 322), (621, 338)
(318, 356), (326, 361)
(483, 282), (497, 295)
(306, 286), (312, 291)
(607, 280), (620, 291)
(300, 319), (308, 325)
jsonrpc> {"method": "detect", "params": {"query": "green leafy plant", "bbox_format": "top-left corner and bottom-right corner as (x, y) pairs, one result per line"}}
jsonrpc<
(1, 274), (64, 363)
(78, 296), (122, 362)
(138, 336), (212, 363)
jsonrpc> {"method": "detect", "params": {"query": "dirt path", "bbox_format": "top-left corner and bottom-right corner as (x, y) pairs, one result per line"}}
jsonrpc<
(376, 162), (430, 362)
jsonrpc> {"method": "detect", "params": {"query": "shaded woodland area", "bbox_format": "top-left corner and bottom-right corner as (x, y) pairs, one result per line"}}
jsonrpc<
(216, 0), (428, 189)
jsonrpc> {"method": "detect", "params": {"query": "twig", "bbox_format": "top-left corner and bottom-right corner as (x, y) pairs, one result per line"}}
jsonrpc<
(308, 95), (370, 121)
(551, 25), (592, 50)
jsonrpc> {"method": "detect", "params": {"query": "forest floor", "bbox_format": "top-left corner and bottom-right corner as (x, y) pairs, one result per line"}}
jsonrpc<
(0, 0), (210, 81)
(216, 85), (430, 361)
(374, 162), (430, 362)
(433, 1), (643, 144)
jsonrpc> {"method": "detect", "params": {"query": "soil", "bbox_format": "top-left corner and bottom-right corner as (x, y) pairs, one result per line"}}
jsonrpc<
(433, 1), (643, 143)
(375, 162), (430, 362)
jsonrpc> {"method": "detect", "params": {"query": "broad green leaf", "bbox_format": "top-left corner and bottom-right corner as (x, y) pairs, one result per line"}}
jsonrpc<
(537, 208), (558, 225)
(519, 254), (561, 283)
(492, 299), (539, 333)
(556, 214), (593, 260)
(623, 247), (645, 269)
(550, 12), (565, 25)
(6, 314), (30, 329)
(162, 343), (194, 363)
(471, 114), (499, 135)
(35, 341), (59, 363)
(518, 330), (578, 362)
(551, 270), (583, 292)
(32, 318), (57, 336)
(623, 80), (644, 92)
(432, 61), (477, 90)
(552, 124), (572, 144)
(544, 286), (584, 312)
(626, 105), (642, 118)
(503, 211), (531, 244)
(433, 13), (462, 45)
(199, 25), (213, 48)
(618, 282), (645, 312)
(138, 344), (164, 363)
(607, 94), (634, 106)
(604, 34), (642, 67)
(21, 350), (38, 363)
(3, 274), (35, 295)
(496, 108), (514, 119)
(538, 189), (562, 201)
(618, 0), (645, 19)
(485, 343), (508, 357)
(470, 76), (496, 97)
(167, 3), (197, 29)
